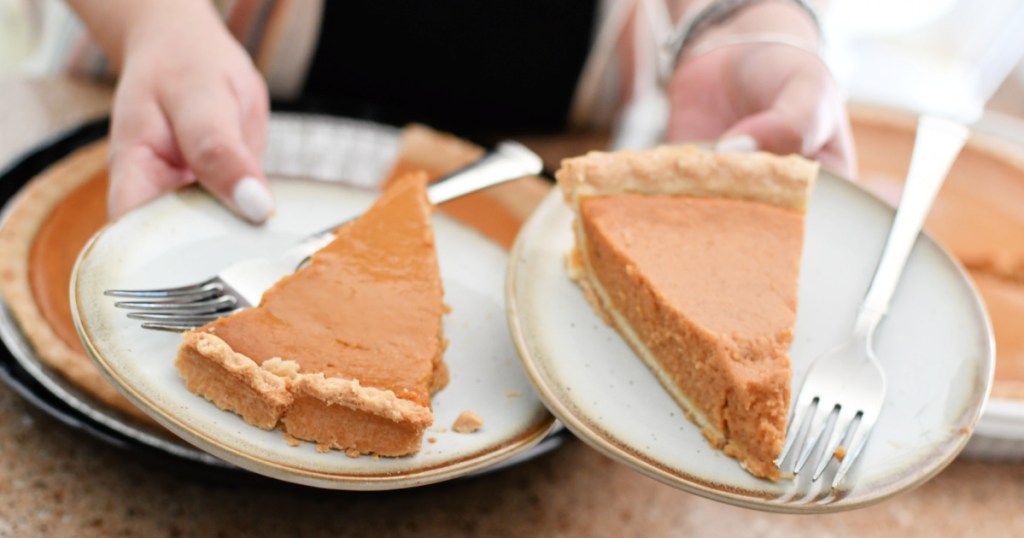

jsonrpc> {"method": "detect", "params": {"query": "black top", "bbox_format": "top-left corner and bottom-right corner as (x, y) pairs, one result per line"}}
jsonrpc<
(301, 1), (597, 136)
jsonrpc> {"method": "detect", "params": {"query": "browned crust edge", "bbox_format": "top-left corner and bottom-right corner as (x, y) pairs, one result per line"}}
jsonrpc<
(290, 374), (433, 427)
(177, 332), (292, 409)
(556, 145), (818, 213)
(177, 332), (434, 448)
(398, 124), (484, 174)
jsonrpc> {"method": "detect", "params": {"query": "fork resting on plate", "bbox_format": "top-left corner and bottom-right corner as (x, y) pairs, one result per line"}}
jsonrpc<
(775, 115), (969, 489)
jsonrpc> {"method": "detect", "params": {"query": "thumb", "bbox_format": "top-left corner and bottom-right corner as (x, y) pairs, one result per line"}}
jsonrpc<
(713, 71), (856, 177)
(717, 107), (855, 178)
(717, 108), (806, 157)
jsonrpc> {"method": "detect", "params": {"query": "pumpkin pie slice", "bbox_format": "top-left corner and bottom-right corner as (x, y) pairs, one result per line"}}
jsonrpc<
(176, 170), (447, 456)
(556, 145), (817, 480)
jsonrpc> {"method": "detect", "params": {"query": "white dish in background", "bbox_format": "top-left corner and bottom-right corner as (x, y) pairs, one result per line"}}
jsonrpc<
(848, 103), (1024, 461)
(73, 179), (556, 490)
(507, 169), (993, 513)
(956, 110), (1024, 461)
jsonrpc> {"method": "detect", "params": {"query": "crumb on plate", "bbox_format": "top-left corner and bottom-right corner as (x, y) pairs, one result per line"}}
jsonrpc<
(452, 410), (484, 433)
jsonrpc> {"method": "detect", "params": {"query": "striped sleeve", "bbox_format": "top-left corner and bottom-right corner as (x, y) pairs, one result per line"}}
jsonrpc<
(36, 0), (323, 99)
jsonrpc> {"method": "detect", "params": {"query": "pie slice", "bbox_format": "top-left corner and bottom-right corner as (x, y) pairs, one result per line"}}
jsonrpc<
(556, 145), (818, 480)
(176, 170), (447, 456)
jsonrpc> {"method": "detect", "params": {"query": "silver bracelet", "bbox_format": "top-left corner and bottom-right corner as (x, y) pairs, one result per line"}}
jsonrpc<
(685, 31), (821, 61)
(659, 0), (821, 84)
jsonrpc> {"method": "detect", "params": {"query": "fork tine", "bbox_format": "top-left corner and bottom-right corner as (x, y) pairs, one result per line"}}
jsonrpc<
(104, 279), (221, 299)
(811, 407), (860, 481)
(832, 411), (878, 488)
(114, 295), (237, 313)
(126, 309), (237, 323)
(776, 395), (818, 467)
(126, 311), (238, 323)
(140, 322), (201, 332)
(793, 402), (839, 475)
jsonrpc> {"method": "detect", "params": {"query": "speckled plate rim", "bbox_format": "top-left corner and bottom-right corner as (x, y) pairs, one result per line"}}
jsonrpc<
(71, 180), (558, 491)
(506, 169), (994, 514)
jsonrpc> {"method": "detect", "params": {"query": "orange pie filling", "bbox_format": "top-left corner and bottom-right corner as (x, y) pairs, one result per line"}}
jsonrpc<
(29, 170), (108, 352)
(0, 142), (159, 423)
(557, 145), (816, 480)
(176, 171), (447, 456)
(1, 126), (546, 443)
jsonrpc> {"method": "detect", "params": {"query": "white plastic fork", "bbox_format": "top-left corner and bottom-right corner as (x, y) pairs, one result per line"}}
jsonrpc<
(775, 115), (969, 489)
(105, 140), (543, 331)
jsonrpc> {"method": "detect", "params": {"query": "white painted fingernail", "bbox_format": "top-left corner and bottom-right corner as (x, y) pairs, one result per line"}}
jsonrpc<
(233, 176), (274, 223)
(715, 135), (759, 153)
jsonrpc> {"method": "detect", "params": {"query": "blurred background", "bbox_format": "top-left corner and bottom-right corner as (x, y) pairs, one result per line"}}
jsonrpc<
(3, 0), (1024, 124)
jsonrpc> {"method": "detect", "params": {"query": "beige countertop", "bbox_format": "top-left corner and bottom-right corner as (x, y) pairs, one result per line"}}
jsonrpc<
(1, 76), (1023, 537)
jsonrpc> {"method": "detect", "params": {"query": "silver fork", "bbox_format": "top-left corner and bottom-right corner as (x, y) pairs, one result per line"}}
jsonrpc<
(775, 115), (969, 489)
(105, 140), (543, 331)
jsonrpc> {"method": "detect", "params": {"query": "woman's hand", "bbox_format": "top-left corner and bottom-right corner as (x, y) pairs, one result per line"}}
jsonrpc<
(74, 0), (273, 222)
(666, 2), (855, 177)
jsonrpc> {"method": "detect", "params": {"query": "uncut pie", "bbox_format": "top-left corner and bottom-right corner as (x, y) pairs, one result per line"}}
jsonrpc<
(176, 171), (447, 456)
(556, 145), (818, 479)
(0, 141), (156, 424)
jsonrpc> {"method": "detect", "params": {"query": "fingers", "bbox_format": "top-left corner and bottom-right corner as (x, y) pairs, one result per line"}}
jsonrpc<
(108, 145), (193, 219)
(812, 119), (857, 179)
(107, 85), (194, 220)
(720, 91), (856, 178)
(239, 78), (270, 160)
(714, 52), (857, 178)
(162, 79), (273, 223)
(107, 66), (272, 223)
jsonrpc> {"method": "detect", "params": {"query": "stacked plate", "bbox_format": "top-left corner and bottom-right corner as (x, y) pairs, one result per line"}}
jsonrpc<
(0, 114), (568, 487)
(0, 107), (1017, 512)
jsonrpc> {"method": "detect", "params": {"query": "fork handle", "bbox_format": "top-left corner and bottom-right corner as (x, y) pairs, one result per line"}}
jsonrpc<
(425, 140), (544, 204)
(855, 115), (968, 337)
(285, 141), (544, 263)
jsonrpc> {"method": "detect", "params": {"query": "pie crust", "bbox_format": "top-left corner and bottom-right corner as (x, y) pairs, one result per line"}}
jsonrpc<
(557, 145), (817, 480)
(176, 171), (446, 456)
(0, 124), (547, 444)
(0, 141), (156, 423)
(393, 124), (551, 249)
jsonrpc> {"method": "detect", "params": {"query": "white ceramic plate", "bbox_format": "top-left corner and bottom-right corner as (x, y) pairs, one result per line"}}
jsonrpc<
(507, 169), (993, 513)
(72, 179), (556, 490)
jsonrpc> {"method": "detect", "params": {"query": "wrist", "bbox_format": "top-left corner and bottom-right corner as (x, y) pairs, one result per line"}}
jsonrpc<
(121, 1), (226, 60)
(662, 0), (822, 82)
(694, 2), (819, 49)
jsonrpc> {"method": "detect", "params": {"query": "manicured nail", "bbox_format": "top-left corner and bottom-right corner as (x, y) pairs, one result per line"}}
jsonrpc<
(715, 135), (759, 153)
(233, 176), (274, 223)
